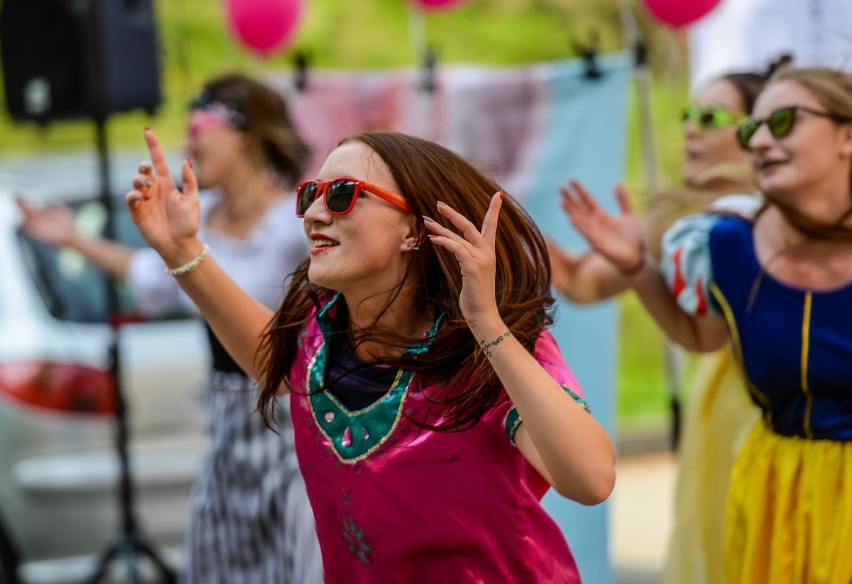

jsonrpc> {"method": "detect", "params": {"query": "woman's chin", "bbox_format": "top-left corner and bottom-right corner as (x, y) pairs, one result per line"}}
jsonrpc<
(307, 265), (339, 292)
(682, 162), (703, 185)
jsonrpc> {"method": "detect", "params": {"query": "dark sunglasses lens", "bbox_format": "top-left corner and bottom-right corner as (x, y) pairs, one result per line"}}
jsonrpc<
(297, 183), (318, 215)
(326, 180), (357, 213)
(736, 119), (758, 150)
(768, 108), (796, 139)
(699, 111), (717, 129)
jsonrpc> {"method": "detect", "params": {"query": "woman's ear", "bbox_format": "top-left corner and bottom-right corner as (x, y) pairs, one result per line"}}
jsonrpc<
(401, 217), (425, 252)
(839, 121), (852, 157)
(402, 237), (420, 251)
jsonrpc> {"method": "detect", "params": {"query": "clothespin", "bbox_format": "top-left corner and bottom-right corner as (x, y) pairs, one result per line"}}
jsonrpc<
(633, 39), (648, 68)
(420, 46), (438, 93)
(293, 51), (310, 92)
(571, 32), (602, 80)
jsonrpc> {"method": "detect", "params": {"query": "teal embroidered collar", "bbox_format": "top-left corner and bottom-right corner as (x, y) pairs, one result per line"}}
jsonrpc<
(307, 294), (443, 462)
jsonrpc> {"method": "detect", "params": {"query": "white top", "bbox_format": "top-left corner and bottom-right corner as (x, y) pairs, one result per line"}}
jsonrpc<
(127, 190), (308, 316)
(661, 193), (763, 318)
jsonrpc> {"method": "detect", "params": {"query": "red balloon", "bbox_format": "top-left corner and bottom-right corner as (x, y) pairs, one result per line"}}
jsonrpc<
(225, 0), (303, 56)
(411, 0), (470, 11)
(641, 0), (720, 28)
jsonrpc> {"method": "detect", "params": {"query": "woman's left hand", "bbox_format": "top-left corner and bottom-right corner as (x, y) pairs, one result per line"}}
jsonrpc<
(424, 191), (503, 328)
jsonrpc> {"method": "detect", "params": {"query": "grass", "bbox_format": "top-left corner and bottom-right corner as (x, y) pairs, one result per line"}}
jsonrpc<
(0, 0), (695, 425)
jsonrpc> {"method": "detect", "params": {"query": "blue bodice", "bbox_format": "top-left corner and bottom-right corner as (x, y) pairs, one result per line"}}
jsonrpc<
(708, 216), (852, 440)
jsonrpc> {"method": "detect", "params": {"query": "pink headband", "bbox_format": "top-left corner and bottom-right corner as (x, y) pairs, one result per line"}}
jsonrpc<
(188, 102), (245, 133)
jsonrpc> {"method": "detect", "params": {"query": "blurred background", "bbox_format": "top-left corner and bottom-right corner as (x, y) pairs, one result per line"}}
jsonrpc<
(0, 1), (850, 583)
(0, 0), (692, 431)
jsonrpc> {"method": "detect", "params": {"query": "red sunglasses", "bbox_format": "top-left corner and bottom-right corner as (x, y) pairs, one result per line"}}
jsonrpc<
(295, 177), (411, 217)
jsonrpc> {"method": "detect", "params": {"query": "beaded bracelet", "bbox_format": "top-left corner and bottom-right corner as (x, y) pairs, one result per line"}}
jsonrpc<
(480, 330), (512, 358)
(165, 244), (210, 276)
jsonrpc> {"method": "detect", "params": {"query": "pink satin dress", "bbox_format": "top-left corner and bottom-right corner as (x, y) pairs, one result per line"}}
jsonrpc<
(288, 295), (587, 583)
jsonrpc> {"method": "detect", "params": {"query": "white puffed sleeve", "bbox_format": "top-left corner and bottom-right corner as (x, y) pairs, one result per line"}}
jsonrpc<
(125, 247), (183, 317)
(661, 213), (720, 317)
(706, 193), (763, 216)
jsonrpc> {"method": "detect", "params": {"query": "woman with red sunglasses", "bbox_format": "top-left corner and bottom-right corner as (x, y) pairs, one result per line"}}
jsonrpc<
(18, 74), (321, 583)
(560, 66), (852, 583)
(125, 129), (616, 583)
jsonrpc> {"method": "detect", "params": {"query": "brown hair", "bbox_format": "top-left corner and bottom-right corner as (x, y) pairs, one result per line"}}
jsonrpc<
(198, 73), (310, 186)
(645, 161), (758, 258)
(718, 71), (766, 114)
(760, 66), (852, 240)
(716, 54), (790, 114)
(256, 132), (555, 430)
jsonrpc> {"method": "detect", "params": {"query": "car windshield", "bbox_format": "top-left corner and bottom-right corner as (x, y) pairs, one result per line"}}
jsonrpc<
(17, 199), (152, 323)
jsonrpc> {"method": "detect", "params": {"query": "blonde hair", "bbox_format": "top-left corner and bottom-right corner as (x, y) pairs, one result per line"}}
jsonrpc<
(771, 67), (852, 121)
(762, 67), (852, 240)
(645, 161), (757, 258)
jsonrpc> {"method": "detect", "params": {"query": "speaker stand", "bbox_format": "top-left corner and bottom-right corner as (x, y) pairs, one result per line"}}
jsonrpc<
(86, 118), (176, 584)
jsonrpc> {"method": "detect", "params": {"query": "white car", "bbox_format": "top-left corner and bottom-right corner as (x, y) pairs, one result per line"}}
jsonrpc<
(0, 172), (208, 584)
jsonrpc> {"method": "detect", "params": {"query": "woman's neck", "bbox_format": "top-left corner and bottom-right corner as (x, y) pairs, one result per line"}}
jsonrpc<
(687, 160), (756, 193)
(343, 289), (433, 360)
(754, 205), (852, 290)
(208, 164), (282, 237)
(219, 165), (279, 216)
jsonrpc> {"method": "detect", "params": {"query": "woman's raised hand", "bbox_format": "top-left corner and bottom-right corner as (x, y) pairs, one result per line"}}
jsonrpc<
(16, 197), (78, 247)
(424, 192), (503, 328)
(125, 129), (202, 263)
(559, 180), (645, 273)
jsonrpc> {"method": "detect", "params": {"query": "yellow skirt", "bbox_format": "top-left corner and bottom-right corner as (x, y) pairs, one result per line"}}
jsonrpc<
(723, 421), (852, 584)
(661, 348), (760, 584)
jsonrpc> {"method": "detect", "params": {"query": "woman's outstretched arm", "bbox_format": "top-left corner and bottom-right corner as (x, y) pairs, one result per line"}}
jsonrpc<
(17, 197), (135, 281)
(546, 240), (630, 303)
(559, 180), (728, 352)
(126, 129), (276, 381)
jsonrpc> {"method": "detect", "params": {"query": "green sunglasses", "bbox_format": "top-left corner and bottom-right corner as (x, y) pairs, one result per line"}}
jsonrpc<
(681, 105), (742, 132)
(736, 105), (849, 151)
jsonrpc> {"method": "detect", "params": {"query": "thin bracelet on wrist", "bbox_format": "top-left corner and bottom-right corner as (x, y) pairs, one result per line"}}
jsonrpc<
(165, 244), (210, 276)
(480, 330), (512, 358)
(617, 253), (646, 277)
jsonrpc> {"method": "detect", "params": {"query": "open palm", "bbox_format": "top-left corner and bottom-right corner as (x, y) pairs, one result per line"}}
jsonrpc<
(16, 198), (77, 247)
(126, 129), (200, 260)
(558, 180), (644, 271)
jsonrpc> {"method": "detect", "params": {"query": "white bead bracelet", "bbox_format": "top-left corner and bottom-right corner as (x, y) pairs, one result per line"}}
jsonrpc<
(165, 244), (210, 276)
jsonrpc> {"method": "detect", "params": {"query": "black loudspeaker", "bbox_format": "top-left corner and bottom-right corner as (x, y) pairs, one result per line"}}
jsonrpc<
(0, 0), (162, 123)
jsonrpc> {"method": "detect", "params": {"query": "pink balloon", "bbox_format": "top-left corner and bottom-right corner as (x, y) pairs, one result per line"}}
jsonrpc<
(225, 0), (303, 56)
(641, 0), (720, 28)
(411, 0), (470, 11)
